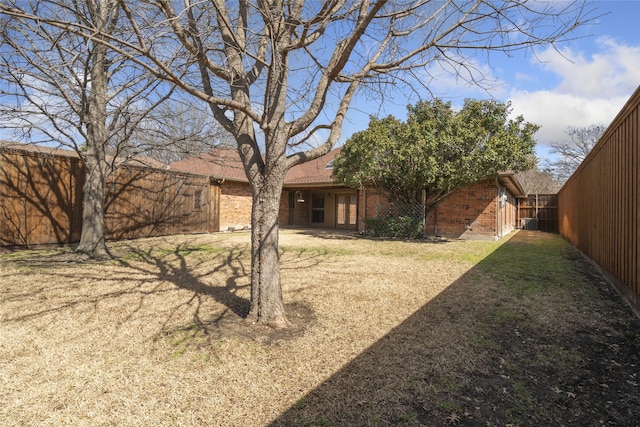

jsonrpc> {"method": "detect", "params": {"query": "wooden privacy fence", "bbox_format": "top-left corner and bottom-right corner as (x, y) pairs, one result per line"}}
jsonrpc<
(104, 166), (215, 240)
(0, 145), (84, 246)
(517, 194), (558, 232)
(0, 144), (217, 247)
(558, 86), (640, 313)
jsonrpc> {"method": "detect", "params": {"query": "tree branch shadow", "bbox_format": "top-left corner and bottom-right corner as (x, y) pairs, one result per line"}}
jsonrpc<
(1, 236), (324, 346)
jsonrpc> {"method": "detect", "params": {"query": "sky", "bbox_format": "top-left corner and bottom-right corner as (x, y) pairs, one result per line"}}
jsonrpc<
(2, 1), (638, 163)
(341, 0), (640, 162)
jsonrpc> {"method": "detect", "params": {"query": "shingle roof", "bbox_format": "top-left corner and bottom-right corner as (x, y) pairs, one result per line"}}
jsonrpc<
(285, 148), (340, 185)
(170, 147), (341, 185)
(170, 148), (248, 181)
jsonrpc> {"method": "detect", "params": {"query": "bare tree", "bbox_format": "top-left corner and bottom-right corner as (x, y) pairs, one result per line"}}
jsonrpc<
(0, 0), (175, 259)
(550, 124), (606, 182)
(136, 98), (235, 164)
(1, 0), (594, 327)
(517, 158), (562, 194)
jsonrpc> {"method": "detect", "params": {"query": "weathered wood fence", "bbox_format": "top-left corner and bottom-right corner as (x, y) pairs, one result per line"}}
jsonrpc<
(558, 86), (640, 313)
(517, 194), (558, 232)
(0, 144), (217, 248)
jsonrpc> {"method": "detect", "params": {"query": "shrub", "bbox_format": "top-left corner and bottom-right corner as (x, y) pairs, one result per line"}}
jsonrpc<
(365, 215), (423, 239)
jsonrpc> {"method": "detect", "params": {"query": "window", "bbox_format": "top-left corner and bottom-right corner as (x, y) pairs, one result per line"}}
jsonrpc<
(194, 190), (202, 211)
(311, 193), (325, 223)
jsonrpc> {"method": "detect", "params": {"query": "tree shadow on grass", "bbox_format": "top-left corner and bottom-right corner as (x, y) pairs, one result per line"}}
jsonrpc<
(1, 236), (322, 345)
(270, 231), (640, 426)
(2, 243), (248, 321)
(120, 241), (320, 343)
(117, 243), (251, 321)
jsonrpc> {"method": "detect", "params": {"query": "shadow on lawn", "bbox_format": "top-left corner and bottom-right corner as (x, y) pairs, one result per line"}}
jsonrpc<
(2, 235), (323, 344)
(111, 241), (322, 338)
(1, 242), (251, 328)
(271, 231), (640, 426)
(115, 244), (251, 327)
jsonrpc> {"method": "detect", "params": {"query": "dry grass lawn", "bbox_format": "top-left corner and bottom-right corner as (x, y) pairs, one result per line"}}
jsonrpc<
(1, 229), (639, 426)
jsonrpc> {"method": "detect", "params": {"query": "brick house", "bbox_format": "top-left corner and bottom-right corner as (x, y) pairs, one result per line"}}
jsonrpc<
(424, 172), (523, 239)
(171, 147), (526, 240)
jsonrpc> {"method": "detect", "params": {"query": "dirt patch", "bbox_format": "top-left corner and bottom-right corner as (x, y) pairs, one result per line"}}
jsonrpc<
(1, 230), (639, 426)
(185, 301), (317, 346)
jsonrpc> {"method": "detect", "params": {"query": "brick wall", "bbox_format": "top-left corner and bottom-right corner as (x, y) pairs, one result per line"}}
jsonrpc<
(350, 180), (521, 240)
(219, 181), (252, 231)
(426, 180), (499, 239)
(357, 188), (390, 230)
(219, 180), (514, 239)
(219, 185), (313, 231)
(278, 190), (290, 227)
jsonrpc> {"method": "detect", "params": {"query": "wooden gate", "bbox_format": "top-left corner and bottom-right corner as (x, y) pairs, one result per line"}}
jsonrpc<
(517, 194), (558, 232)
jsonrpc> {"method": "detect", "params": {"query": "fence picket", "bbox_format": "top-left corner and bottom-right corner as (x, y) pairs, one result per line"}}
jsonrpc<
(558, 86), (640, 313)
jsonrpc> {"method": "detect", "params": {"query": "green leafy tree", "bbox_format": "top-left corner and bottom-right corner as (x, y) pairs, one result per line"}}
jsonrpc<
(333, 99), (538, 219)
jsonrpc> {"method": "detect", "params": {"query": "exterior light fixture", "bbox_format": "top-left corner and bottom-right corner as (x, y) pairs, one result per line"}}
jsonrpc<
(296, 191), (305, 203)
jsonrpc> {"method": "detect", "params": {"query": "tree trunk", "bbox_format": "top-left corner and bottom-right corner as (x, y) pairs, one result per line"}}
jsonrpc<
(245, 176), (289, 328)
(76, 154), (111, 259)
(75, 38), (111, 260)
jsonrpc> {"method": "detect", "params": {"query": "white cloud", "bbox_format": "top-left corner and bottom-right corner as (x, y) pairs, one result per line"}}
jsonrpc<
(345, 35), (640, 157)
(509, 90), (627, 145)
(536, 37), (640, 97)
(508, 37), (640, 151)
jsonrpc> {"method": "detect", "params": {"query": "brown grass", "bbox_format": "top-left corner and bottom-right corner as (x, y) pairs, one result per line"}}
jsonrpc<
(1, 229), (639, 426)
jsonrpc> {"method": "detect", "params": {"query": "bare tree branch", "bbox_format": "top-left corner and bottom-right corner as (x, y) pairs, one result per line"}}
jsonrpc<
(550, 124), (605, 181)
